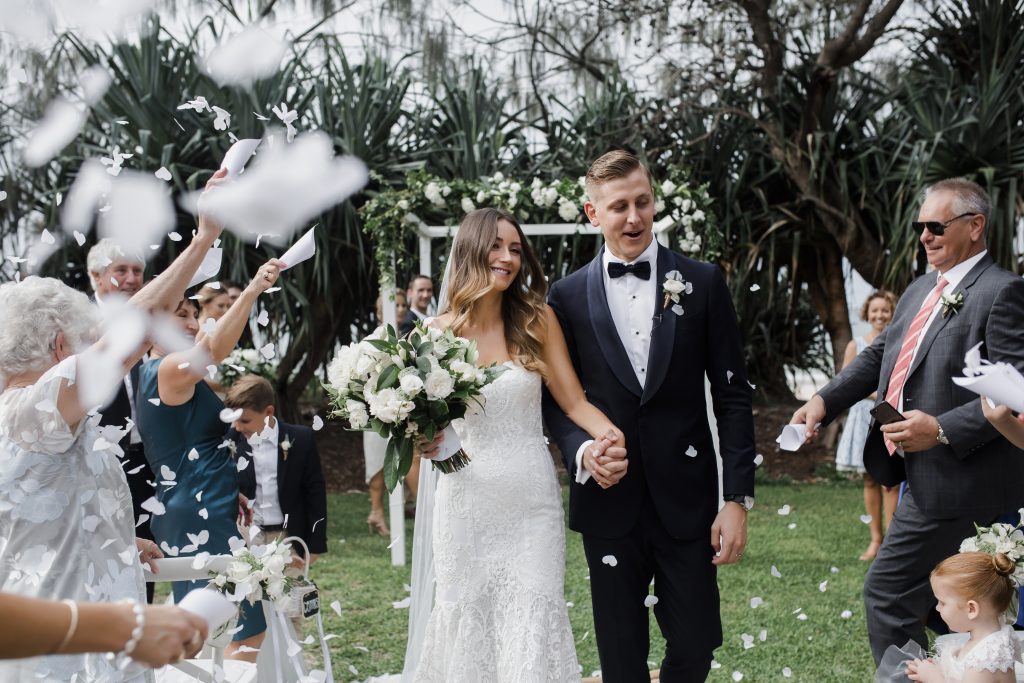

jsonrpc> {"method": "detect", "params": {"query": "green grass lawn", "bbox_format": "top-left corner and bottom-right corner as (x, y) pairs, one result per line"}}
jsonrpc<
(301, 479), (878, 682)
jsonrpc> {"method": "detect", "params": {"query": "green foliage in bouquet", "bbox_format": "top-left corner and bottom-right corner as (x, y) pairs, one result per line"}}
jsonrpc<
(326, 321), (506, 491)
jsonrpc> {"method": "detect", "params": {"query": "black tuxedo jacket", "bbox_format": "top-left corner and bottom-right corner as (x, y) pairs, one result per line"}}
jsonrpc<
(228, 421), (328, 555)
(543, 244), (756, 540)
(399, 309), (425, 336)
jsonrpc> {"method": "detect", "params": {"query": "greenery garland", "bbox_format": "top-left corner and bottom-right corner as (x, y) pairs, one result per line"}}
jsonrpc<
(361, 168), (722, 287)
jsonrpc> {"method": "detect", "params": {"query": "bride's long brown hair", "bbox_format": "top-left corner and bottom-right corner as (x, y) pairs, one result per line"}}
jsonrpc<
(442, 208), (548, 375)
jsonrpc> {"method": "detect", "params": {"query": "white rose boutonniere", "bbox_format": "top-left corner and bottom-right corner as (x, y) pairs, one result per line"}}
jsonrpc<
(662, 270), (693, 316)
(281, 438), (292, 461)
(940, 291), (964, 319)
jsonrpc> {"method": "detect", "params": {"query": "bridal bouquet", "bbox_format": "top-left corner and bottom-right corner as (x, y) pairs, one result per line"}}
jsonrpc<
(219, 348), (277, 387)
(959, 514), (1024, 585)
(209, 541), (295, 605)
(326, 321), (505, 491)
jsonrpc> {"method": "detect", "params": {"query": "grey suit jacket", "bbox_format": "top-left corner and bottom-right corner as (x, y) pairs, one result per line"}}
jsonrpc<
(819, 254), (1024, 519)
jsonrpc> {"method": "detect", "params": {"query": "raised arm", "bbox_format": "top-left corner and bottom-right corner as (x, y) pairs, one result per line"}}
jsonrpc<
(157, 260), (283, 406)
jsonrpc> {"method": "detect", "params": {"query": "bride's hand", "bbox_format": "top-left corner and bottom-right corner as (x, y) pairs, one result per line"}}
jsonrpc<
(415, 432), (444, 460)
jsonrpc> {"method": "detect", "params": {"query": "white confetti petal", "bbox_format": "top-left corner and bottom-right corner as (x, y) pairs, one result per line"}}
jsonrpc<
(750, 596), (763, 609)
(797, 613), (808, 621)
(330, 600), (342, 617)
(23, 98), (87, 168)
(312, 415), (324, 431)
(759, 629), (767, 642)
(203, 26), (289, 87)
(771, 565), (782, 578)
(749, 284), (760, 291)
(168, 231), (182, 241)
(155, 167), (172, 181)
(259, 343), (275, 360)
(41, 229), (55, 245)
(160, 465), (176, 481)
(236, 456), (249, 472)
(685, 445), (697, 457)
(732, 672), (743, 682)
(819, 580), (828, 592)
(198, 508), (208, 519)
(777, 504), (791, 516)
(601, 555), (618, 567)
(392, 597), (411, 609)
(841, 610), (853, 619)
(753, 453), (764, 466)
(188, 448), (200, 461)
(788, 522), (797, 529)
(860, 514), (873, 524)
(148, 398), (161, 406)
(140, 496), (165, 515)
(73, 230), (86, 246)
(783, 667), (792, 678)
(726, 370), (734, 382)
(643, 595), (658, 607)
(220, 408), (243, 423)
(256, 309), (270, 326)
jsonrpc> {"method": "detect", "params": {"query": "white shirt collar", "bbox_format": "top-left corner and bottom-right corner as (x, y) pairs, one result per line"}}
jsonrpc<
(248, 417), (279, 447)
(602, 236), (659, 270)
(938, 250), (987, 290)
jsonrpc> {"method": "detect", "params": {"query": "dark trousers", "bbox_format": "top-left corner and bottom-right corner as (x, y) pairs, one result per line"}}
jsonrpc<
(124, 443), (156, 603)
(583, 498), (719, 683)
(863, 487), (994, 663)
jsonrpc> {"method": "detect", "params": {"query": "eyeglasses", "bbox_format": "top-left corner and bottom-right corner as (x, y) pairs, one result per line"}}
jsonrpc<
(911, 212), (978, 236)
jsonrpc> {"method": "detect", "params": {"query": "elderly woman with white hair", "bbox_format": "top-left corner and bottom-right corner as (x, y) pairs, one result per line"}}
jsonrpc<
(0, 171), (230, 681)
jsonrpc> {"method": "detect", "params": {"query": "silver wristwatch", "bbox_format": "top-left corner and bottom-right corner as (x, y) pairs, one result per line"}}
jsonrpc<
(723, 495), (754, 511)
(936, 421), (949, 445)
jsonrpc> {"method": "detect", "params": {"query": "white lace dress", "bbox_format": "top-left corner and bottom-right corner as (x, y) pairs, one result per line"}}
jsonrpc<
(413, 363), (580, 682)
(0, 356), (148, 682)
(935, 625), (1022, 681)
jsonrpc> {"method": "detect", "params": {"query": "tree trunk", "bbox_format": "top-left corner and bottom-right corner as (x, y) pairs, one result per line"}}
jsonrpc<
(801, 237), (852, 374)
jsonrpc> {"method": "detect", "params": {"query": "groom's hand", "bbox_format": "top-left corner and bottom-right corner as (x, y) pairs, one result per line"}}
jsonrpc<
(711, 502), (748, 566)
(584, 435), (628, 489)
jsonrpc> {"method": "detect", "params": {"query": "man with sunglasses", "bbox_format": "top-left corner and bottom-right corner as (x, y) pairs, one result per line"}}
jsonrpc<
(791, 177), (1024, 663)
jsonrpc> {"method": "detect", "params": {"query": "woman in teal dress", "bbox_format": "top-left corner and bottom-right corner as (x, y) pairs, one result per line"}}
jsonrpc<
(136, 258), (283, 661)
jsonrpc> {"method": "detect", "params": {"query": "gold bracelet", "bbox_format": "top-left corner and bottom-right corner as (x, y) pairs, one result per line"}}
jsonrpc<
(54, 600), (78, 653)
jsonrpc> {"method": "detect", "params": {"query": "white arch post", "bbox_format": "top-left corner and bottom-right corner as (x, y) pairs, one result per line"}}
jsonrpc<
(381, 215), (700, 566)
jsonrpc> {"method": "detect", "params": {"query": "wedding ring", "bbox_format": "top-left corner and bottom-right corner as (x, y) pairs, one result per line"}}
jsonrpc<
(263, 272), (271, 281)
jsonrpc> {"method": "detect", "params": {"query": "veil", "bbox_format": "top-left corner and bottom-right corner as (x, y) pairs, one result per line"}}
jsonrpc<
(400, 244), (454, 680)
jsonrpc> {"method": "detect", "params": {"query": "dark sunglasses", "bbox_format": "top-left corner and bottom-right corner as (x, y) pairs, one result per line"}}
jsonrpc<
(911, 212), (978, 236)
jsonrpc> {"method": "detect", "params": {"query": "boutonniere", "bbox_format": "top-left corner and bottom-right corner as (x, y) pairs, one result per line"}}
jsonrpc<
(280, 438), (292, 461)
(662, 270), (693, 316)
(226, 439), (238, 457)
(940, 291), (964, 319)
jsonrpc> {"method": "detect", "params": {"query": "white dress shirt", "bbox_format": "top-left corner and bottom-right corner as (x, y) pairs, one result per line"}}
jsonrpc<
(575, 238), (660, 484)
(95, 293), (142, 445)
(251, 418), (285, 526)
(896, 250), (987, 414)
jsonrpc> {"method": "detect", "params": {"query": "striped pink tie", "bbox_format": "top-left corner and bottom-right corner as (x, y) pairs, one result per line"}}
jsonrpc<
(883, 276), (948, 455)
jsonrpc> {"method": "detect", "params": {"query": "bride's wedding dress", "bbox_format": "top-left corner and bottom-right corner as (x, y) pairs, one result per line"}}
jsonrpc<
(412, 361), (579, 682)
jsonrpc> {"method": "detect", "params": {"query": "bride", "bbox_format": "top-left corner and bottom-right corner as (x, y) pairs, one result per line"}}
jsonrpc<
(406, 207), (627, 682)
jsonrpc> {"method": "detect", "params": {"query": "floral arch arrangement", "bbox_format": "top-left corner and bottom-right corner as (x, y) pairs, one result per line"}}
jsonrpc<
(361, 168), (723, 286)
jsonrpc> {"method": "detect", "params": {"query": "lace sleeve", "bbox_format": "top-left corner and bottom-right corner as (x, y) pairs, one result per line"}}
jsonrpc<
(0, 356), (82, 454)
(963, 626), (1018, 673)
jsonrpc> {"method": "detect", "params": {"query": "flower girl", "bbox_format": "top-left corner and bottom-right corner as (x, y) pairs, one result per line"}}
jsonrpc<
(907, 552), (1020, 682)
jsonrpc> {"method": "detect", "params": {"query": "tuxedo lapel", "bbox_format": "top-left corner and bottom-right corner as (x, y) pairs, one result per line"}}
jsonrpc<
(907, 255), (994, 380)
(586, 251), (643, 397)
(641, 245), (676, 406)
(276, 422), (290, 497)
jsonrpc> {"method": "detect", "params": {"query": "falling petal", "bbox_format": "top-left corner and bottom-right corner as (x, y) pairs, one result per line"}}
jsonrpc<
(643, 595), (658, 607)
(220, 408), (243, 423)
(601, 555), (618, 567)
(155, 166), (172, 181)
(685, 445), (697, 457)
(312, 415), (324, 431)
(777, 505), (791, 516)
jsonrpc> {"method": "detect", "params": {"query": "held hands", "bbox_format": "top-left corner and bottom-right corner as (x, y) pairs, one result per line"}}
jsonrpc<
(711, 500), (748, 566)
(196, 168), (228, 241)
(131, 605), (209, 667)
(879, 411), (940, 452)
(790, 395), (826, 441)
(584, 430), (628, 489)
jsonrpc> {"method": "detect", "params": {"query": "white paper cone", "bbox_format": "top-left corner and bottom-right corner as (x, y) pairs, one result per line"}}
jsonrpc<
(221, 138), (260, 176)
(178, 588), (238, 632)
(278, 225), (316, 270)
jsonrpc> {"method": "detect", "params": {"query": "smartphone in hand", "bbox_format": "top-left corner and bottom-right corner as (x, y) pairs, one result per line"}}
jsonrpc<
(870, 400), (905, 425)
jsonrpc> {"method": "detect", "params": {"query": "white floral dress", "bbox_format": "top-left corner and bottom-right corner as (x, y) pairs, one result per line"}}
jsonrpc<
(0, 356), (148, 682)
(935, 625), (1022, 681)
(413, 363), (579, 682)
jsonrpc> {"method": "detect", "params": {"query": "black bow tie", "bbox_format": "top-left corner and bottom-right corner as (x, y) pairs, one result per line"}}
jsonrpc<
(607, 260), (651, 280)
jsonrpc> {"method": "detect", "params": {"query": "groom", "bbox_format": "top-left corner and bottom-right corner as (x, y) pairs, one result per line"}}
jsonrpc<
(543, 150), (756, 682)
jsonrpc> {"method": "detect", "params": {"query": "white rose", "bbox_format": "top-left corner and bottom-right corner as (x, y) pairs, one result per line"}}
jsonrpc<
(661, 180), (677, 195)
(461, 197), (475, 213)
(531, 188), (546, 207)
(663, 279), (685, 294)
(493, 171), (504, 181)
(692, 209), (706, 222)
(348, 407), (369, 430)
(424, 182), (444, 207)
(476, 190), (486, 203)
(227, 561), (251, 583)
(327, 353), (352, 389)
(267, 578), (287, 600)
(449, 360), (475, 380)
(557, 200), (579, 222)
(397, 199), (410, 210)
(531, 177), (543, 189)
(543, 187), (559, 206)
(400, 373), (424, 396)
(673, 196), (683, 206)
(441, 184), (451, 197)
(680, 198), (694, 213)
(959, 537), (979, 553)
(509, 182), (521, 193)
(369, 388), (401, 423)
(213, 574), (227, 587)
(654, 198), (665, 213)
(424, 369), (455, 400)
(263, 553), (286, 576)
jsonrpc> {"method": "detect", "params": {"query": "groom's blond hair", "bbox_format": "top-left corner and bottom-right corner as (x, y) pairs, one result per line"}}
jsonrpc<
(585, 150), (653, 201)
